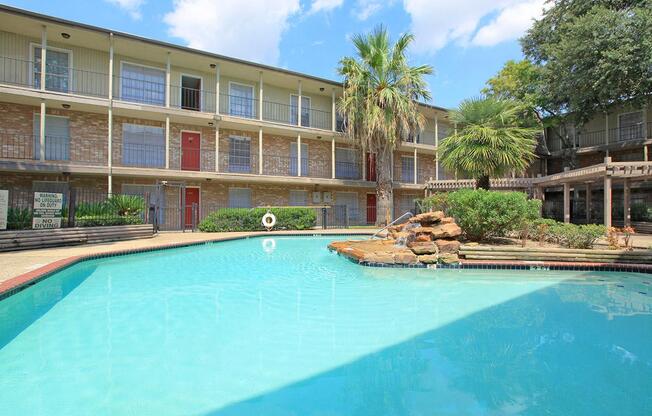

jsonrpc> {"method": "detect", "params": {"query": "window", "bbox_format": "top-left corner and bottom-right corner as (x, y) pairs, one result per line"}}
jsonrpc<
(229, 83), (255, 118)
(33, 115), (70, 161)
(181, 75), (201, 111)
(290, 95), (311, 127)
(618, 111), (644, 141)
(122, 124), (165, 168)
(120, 63), (166, 106)
(335, 147), (360, 179)
(401, 156), (415, 183)
(228, 188), (251, 208)
(289, 190), (308, 206)
(33, 46), (70, 93)
(228, 136), (251, 173)
(289, 142), (308, 176)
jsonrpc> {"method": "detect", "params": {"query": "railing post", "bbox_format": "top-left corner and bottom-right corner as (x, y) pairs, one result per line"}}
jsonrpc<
(331, 137), (336, 179)
(215, 123), (220, 172)
(215, 63), (220, 115)
(165, 52), (171, 108)
(322, 207), (327, 230)
(258, 128), (263, 175)
(297, 80), (302, 127)
(297, 134), (302, 177)
(258, 71), (263, 121)
(331, 88), (336, 132)
(165, 116), (170, 169)
(67, 188), (76, 228)
(413, 147), (418, 184)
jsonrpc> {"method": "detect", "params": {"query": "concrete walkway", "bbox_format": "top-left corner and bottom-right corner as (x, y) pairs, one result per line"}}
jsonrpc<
(0, 229), (375, 285)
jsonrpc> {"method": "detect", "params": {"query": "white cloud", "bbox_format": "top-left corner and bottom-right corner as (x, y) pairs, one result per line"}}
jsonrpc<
(403, 0), (545, 54)
(353, 0), (385, 20)
(308, 0), (344, 14)
(106, 0), (145, 20)
(471, 0), (545, 46)
(164, 0), (300, 65)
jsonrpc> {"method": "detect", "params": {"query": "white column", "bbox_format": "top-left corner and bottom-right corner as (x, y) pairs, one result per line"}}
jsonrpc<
(563, 181), (571, 224)
(413, 147), (418, 184)
(40, 26), (47, 91)
(331, 88), (336, 132)
(585, 183), (591, 223)
(258, 128), (263, 174)
(644, 145), (649, 161)
(604, 157), (612, 227)
(258, 71), (263, 120)
(434, 116), (439, 180)
(362, 150), (367, 181)
(165, 116), (170, 169)
(297, 134), (302, 176)
(297, 80), (302, 127)
(107, 33), (114, 194)
(623, 178), (631, 227)
(390, 151), (394, 181)
(215, 63), (220, 115)
(331, 137), (335, 179)
(39, 26), (47, 161)
(215, 124), (220, 172)
(165, 52), (171, 108)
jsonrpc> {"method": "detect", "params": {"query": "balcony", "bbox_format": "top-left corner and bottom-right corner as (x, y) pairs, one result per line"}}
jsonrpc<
(263, 155), (330, 178)
(334, 161), (362, 180)
(548, 122), (652, 151)
(0, 131), (107, 165)
(393, 165), (431, 184)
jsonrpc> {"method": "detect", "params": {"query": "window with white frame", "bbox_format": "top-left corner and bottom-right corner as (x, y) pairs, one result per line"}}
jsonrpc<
(33, 46), (71, 93)
(229, 83), (255, 118)
(33, 115), (70, 161)
(120, 62), (166, 106)
(290, 95), (311, 127)
(289, 190), (308, 206)
(122, 124), (165, 168)
(228, 188), (252, 208)
(401, 156), (414, 182)
(228, 136), (251, 173)
(335, 147), (360, 179)
(618, 111), (644, 141)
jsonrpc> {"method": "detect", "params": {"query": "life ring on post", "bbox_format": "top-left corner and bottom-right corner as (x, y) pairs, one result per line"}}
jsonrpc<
(262, 211), (277, 231)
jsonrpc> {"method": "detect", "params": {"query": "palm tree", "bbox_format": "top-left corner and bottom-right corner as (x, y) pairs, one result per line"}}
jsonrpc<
(438, 97), (539, 190)
(338, 26), (432, 225)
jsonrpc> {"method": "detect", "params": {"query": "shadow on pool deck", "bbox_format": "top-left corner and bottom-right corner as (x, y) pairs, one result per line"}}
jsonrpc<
(199, 278), (652, 416)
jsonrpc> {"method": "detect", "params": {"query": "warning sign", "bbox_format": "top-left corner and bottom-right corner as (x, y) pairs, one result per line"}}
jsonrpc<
(32, 192), (63, 229)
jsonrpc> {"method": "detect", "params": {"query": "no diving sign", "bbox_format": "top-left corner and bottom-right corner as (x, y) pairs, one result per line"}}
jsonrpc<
(33, 192), (63, 229)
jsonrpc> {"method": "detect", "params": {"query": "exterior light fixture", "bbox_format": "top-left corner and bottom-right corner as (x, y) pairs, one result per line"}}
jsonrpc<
(209, 63), (216, 69)
(62, 104), (71, 109)
(316, 135), (322, 139)
(61, 33), (70, 39)
(319, 87), (325, 91)
(208, 122), (214, 126)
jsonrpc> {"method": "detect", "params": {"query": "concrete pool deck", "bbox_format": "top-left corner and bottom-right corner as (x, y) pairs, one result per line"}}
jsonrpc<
(0, 229), (377, 286)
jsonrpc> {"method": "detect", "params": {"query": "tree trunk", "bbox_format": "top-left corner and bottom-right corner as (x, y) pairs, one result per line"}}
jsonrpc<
(375, 149), (393, 226)
(476, 175), (490, 190)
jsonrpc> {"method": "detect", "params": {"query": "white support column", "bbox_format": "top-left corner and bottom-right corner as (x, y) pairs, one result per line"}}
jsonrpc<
(215, 124), (220, 172)
(413, 147), (418, 184)
(258, 128), (263, 175)
(165, 52), (171, 108)
(165, 116), (170, 169)
(297, 134), (302, 177)
(623, 178), (631, 227)
(585, 183), (591, 224)
(40, 26), (47, 91)
(297, 80), (302, 127)
(434, 116), (439, 180)
(39, 101), (46, 161)
(258, 71), (263, 120)
(605, 111), (609, 156)
(563, 181), (571, 224)
(215, 63), (220, 115)
(390, 151), (394, 182)
(644, 144), (649, 161)
(604, 157), (612, 227)
(331, 137), (335, 179)
(107, 33), (114, 194)
(362, 150), (367, 181)
(331, 88), (336, 132)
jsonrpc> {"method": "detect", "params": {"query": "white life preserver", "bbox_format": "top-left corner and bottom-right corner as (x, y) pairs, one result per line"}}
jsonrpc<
(261, 212), (277, 230)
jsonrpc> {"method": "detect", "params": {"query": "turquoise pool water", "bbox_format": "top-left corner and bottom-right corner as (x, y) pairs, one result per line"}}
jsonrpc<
(0, 236), (650, 415)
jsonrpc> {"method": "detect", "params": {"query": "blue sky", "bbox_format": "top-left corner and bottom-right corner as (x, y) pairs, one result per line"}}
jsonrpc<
(4, 0), (545, 108)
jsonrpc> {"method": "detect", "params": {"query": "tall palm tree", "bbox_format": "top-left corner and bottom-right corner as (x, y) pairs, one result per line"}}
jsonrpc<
(439, 97), (539, 190)
(338, 26), (432, 225)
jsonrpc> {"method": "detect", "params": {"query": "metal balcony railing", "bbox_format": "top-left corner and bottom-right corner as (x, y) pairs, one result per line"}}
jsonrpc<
(117, 142), (166, 168)
(172, 146), (216, 172)
(115, 75), (166, 106)
(219, 93), (259, 119)
(263, 155), (331, 178)
(219, 154), (259, 174)
(548, 122), (652, 151)
(0, 132), (107, 165)
(169, 85), (217, 113)
(393, 165), (432, 184)
(334, 161), (362, 180)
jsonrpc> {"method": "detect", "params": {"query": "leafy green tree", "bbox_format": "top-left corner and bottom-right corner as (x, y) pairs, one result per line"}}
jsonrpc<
(338, 26), (432, 225)
(521, 0), (652, 124)
(439, 97), (539, 189)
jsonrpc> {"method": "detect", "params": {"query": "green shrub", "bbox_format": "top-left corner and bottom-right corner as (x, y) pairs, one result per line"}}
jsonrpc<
(443, 189), (541, 242)
(547, 223), (606, 249)
(198, 208), (316, 232)
(75, 201), (111, 217)
(76, 215), (143, 227)
(106, 195), (145, 216)
(631, 202), (651, 222)
(7, 207), (32, 230)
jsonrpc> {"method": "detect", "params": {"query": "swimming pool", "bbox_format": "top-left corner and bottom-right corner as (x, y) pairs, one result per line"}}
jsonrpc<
(0, 236), (650, 415)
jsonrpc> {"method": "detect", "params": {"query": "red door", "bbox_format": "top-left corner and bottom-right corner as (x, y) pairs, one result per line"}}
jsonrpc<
(366, 153), (376, 181)
(366, 194), (377, 224)
(184, 188), (200, 229)
(181, 131), (201, 171)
